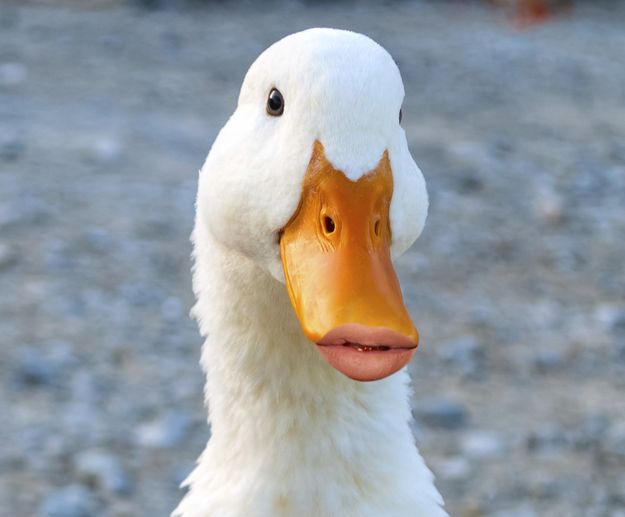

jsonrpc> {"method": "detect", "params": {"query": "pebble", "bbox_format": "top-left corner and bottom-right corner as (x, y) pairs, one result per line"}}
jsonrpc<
(120, 282), (164, 308)
(135, 410), (191, 448)
(171, 462), (195, 487)
(161, 296), (185, 322)
(38, 485), (96, 517)
(595, 304), (625, 335)
(0, 243), (18, 270)
(83, 137), (122, 165)
(14, 341), (81, 392)
(461, 430), (506, 460)
(438, 335), (484, 378)
(0, 62), (27, 87)
(574, 414), (610, 450)
(0, 131), (25, 161)
(447, 141), (493, 170)
(435, 456), (470, 481)
(61, 402), (106, 446)
(608, 142), (625, 164)
(0, 6), (19, 30)
(533, 185), (564, 224)
(81, 227), (112, 254)
(414, 398), (468, 430)
(15, 347), (55, 387)
(0, 196), (49, 230)
(527, 426), (569, 454)
(532, 349), (565, 374)
(597, 423), (625, 467)
(75, 449), (133, 495)
(488, 506), (538, 517)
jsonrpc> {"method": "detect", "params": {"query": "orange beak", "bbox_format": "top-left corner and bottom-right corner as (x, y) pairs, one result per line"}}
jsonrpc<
(279, 141), (419, 381)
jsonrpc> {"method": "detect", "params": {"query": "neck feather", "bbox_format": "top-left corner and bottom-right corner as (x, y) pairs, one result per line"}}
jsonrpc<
(174, 223), (445, 517)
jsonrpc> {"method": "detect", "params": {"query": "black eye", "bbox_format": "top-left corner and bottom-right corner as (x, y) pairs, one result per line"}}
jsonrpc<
(399, 109), (403, 124)
(267, 88), (284, 116)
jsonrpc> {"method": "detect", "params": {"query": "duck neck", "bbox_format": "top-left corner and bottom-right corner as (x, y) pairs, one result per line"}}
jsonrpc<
(183, 224), (444, 516)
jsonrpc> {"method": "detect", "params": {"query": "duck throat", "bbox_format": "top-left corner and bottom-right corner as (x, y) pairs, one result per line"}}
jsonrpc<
(177, 224), (445, 517)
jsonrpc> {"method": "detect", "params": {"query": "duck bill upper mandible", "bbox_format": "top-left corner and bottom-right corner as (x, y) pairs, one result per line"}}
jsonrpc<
(279, 141), (419, 379)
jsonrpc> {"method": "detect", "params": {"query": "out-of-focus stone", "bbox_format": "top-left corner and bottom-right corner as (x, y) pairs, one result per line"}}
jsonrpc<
(438, 335), (484, 378)
(75, 449), (133, 495)
(574, 414), (610, 450)
(171, 462), (194, 487)
(15, 347), (55, 387)
(83, 137), (122, 165)
(38, 485), (95, 517)
(82, 227), (112, 254)
(461, 430), (506, 459)
(595, 304), (625, 335)
(135, 410), (191, 448)
(0, 131), (25, 161)
(414, 398), (468, 430)
(533, 185), (564, 224)
(488, 506), (538, 517)
(161, 296), (184, 322)
(597, 423), (625, 467)
(0, 62), (27, 86)
(0, 243), (18, 270)
(435, 456), (470, 481)
(532, 349), (565, 374)
(527, 426), (569, 454)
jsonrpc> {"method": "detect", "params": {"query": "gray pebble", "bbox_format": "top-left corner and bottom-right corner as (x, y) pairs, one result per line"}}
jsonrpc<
(0, 62), (27, 86)
(435, 456), (470, 481)
(15, 347), (55, 387)
(414, 398), (468, 430)
(81, 228), (112, 254)
(532, 349), (565, 374)
(38, 485), (95, 517)
(0, 131), (25, 161)
(597, 424), (625, 467)
(527, 426), (569, 454)
(0, 243), (18, 270)
(75, 449), (133, 496)
(135, 409), (191, 448)
(171, 462), (195, 487)
(461, 430), (506, 459)
(488, 506), (538, 517)
(595, 304), (625, 334)
(85, 138), (122, 165)
(161, 296), (185, 322)
(533, 185), (564, 224)
(574, 414), (610, 450)
(438, 335), (484, 378)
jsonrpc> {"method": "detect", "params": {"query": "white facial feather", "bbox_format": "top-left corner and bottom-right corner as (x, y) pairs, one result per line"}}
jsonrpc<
(198, 28), (428, 279)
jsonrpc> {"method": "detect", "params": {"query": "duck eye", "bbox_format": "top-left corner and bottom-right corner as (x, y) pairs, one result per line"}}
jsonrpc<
(399, 109), (403, 124)
(267, 88), (284, 116)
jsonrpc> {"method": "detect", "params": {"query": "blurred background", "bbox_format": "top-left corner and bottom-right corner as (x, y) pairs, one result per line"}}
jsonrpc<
(1, 1), (624, 516)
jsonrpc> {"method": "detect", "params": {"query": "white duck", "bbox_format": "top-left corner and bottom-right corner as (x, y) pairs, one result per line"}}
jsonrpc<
(174, 28), (447, 517)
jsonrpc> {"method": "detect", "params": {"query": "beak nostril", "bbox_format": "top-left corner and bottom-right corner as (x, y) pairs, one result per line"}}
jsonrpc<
(323, 215), (336, 235)
(374, 218), (381, 237)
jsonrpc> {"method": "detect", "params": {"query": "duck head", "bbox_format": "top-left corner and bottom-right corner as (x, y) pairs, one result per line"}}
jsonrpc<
(197, 28), (428, 382)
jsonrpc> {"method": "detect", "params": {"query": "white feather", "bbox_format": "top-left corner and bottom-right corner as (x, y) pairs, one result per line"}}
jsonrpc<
(174, 28), (446, 517)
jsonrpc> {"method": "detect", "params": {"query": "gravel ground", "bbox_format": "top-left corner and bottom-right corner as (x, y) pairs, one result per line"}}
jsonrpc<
(1, 1), (625, 516)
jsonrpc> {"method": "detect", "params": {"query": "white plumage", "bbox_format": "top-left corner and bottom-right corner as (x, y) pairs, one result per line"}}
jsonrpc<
(173, 28), (446, 517)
